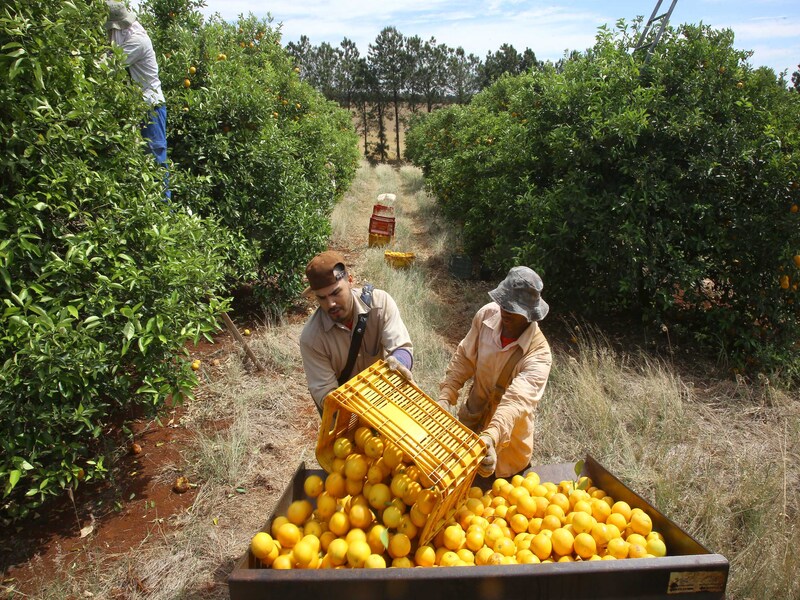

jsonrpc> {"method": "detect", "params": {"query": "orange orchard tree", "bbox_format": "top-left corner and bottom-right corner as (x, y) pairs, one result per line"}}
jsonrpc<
(406, 22), (800, 376)
(0, 0), (359, 522)
(140, 0), (360, 308)
(0, 0), (236, 520)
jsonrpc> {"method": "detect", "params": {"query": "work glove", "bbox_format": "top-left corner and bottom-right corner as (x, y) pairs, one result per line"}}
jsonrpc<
(478, 433), (497, 478)
(386, 355), (415, 385)
(436, 393), (453, 413)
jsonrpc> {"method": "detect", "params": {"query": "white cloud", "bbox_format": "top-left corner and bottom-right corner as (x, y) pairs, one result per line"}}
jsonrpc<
(189, 1), (799, 74)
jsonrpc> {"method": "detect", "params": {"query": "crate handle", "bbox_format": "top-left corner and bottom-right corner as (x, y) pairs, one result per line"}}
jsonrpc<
(326, 408), (340, 436)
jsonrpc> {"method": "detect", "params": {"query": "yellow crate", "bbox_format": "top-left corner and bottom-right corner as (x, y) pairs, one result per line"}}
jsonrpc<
(316, 360), (486, 546)
(368, 233), (392, 247)
(384, 250), (415, 269)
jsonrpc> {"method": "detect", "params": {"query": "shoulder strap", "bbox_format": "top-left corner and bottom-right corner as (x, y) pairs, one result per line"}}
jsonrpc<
(497, 345), (524, 391)
(337, 284), (374, 386)
(481, 345), (524, 432)
(361, 283), (374, 307)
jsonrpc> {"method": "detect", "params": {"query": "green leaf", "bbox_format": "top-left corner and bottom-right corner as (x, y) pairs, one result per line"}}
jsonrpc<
(123, 321), (135, 340)
(5, 470), (21, 496)
(574, 459), (585, 479)
(380, 528), (390, 550)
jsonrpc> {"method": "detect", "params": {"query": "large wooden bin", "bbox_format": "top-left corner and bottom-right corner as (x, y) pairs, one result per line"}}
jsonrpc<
(228, 456), (728, 600)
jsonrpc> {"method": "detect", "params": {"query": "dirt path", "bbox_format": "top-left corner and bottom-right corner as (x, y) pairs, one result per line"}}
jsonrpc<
(0, 162), (485, 600)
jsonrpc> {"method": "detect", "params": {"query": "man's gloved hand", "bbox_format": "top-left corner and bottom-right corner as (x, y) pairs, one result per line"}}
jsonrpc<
(386, 355), (415, 385)
(478, 433), (497, 478)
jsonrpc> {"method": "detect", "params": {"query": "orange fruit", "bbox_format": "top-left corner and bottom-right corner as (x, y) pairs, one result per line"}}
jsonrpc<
(346, 539), (371, 568)
(382, 505), (403, 529)
(646, 537), (667, 557)
(574, 532), (597, 559)
(364, 554), (387, 568)
(303, 475), (324, 498)
(349, 503), (374, 530)
(388, 532), (411, 558)
(443, 524), (466, 550)
(328, 511), (350, 537)
(250, 532), (275, 560)
(324, 472), (346, 498)
(414, 544), (436, 567)
(364, 436), (384, 459)
(551, 528), (574, 556)
(291, 539), (316, 568)
(531, 532), (552, 560)
(286, 499), (313, 525)
(332, 437), (353, 459)
(276, 522), (302, 549)
(344, 454), (369, 481)
(328, 538), (349, 566)
(630, 510), (653, 536)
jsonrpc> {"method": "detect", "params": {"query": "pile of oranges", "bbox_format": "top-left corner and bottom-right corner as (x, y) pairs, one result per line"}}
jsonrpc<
(250, 427), (668, 569)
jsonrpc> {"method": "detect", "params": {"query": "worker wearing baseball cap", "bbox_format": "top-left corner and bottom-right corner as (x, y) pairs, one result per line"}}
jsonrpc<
(438, 266), (552, 478)
(299, 250), (414, 415)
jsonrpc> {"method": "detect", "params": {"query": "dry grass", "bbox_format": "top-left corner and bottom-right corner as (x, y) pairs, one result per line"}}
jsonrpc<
(7, 162), (799, 600)
(536, 322), (800, 599)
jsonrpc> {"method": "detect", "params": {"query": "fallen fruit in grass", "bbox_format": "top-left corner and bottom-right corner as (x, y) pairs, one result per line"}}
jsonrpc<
(189, 66), (196, 74)
(217, 53), (227, 61)
(243, 328), (251, 336)
(173, 476), (190, 494)
(191, 359), (201, 370)
(130, 442), (142, 455)
(183, 78), (191, 88)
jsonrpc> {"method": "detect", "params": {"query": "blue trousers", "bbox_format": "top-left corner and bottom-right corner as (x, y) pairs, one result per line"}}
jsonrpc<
(141, 104), (170, 199)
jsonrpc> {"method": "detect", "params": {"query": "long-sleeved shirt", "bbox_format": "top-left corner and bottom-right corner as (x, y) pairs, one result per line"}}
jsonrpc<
(299, 287), (413, 410)
(110, 22), (165, 105)
(440, 302), (552, 477)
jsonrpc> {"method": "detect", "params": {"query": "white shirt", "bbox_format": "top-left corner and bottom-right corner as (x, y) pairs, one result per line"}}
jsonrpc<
(110, 22), (165, 105)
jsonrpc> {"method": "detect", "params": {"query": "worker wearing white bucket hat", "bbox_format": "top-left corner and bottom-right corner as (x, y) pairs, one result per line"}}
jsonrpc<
(438, 266), (552, 478)
(104, 1), (170, 198)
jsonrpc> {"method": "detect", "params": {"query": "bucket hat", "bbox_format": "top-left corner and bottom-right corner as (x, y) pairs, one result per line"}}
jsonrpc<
(488, 266), (549, 322)
(104, 1), (137, 30)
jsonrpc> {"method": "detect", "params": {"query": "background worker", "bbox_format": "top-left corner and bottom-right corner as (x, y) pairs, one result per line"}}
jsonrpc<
(438, 266), (552, 478)
(299, 251), (414, 415)
(104, 1), (170, 198)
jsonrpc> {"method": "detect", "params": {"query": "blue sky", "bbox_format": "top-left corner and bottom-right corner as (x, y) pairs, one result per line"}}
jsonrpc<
(193, 0), (799, 77)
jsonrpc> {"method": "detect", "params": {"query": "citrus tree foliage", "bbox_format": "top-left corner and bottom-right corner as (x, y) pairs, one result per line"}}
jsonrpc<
(140, 0), (360, 307)
(406, 22), (800, 374)
(0, 0), (233, 519)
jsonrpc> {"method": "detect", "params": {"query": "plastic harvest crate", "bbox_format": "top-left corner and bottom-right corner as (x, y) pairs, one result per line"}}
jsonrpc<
(372, 203), (395, 217)
(369, 214), (396, 237)
(368, 232), (392, 247)
(316, 360), (486, 546)
(229, 456), (728, 600)
(384, 250), (416, 269)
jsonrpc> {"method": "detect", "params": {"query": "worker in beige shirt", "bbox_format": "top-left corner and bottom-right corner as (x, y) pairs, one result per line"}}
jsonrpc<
(300, 251), (414, 415)
(438, 266), (552, 478)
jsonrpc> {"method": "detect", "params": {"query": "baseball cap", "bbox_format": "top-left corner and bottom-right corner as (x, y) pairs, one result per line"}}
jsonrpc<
(305, 251), (347, 291)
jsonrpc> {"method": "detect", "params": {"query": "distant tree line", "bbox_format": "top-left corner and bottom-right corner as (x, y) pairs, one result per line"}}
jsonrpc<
(286, 27), (542, 161)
